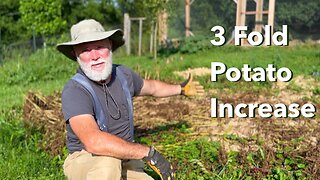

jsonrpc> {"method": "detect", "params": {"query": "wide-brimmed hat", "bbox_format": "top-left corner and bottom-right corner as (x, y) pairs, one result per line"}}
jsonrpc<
(56, 19), (124, 60)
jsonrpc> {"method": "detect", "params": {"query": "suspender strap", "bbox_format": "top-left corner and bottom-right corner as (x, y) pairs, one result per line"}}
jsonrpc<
(116, 68), (134, 141)
(71, 66), (134, 141)
(71, 73), (108, 132)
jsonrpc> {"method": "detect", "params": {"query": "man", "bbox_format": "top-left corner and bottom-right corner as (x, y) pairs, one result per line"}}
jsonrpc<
(57, 19), (204, 180)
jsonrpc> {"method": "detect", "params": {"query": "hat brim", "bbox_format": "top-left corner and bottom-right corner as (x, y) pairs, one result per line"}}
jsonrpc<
(56, 29), (124, 61)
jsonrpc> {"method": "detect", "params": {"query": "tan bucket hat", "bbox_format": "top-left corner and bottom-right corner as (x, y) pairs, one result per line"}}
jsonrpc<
(56, 19), (124, 61)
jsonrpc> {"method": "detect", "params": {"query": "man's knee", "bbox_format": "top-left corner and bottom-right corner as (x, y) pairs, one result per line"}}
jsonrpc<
(87, 156), (122, 179)
(122, 160), (153, 180)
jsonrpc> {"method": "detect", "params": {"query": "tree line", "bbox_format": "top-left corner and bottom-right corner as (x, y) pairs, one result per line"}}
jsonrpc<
(0, 0), (319, 46)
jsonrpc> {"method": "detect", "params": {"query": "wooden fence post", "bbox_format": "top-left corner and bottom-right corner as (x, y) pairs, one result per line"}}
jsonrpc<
(124, 13), (131, 55)
(138, 18), (143, 56)
(268, 0), (276, 35)
(185, 0), (191, 37)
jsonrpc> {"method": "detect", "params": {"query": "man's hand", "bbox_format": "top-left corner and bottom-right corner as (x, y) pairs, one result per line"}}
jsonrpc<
(143, 147), (174, 180)
(180, 74), (205, 96)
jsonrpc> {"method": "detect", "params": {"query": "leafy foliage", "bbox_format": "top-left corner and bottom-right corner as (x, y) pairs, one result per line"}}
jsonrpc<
(179, 36), (214, 54)
(116, 0), (171, 20)
(61, 0), (122, 28)
(276, 0), (320, 33)
(19, 0), (67, 37)
(0, 0), (318, 50)
(0, 0), (28, 45)
(158, 36), (214, 56)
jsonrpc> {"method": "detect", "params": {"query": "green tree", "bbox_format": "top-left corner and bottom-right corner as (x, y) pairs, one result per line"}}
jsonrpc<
(0, 0), (27, 45)
(116, 0), (171, 20)
(276, 0), (320, 35)
(61, 0), (122, 30)
(19, 0), (67, 39)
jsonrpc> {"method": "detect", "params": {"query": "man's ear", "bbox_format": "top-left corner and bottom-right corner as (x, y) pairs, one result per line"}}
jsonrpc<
(106, 38), (112, 49)
(71, 47), (77, 58)
(70, 50), (76, 60)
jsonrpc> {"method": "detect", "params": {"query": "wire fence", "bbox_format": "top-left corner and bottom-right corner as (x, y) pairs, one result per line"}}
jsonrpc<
(0, 36), (45, 63)
(0, 29), (71, 64)
(167, 1), (236, 40)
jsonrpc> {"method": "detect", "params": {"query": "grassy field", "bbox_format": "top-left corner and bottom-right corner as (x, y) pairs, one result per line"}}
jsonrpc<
(0, 44), (319, 179)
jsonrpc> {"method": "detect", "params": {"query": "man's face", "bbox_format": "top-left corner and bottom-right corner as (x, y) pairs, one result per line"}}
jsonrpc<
(74, 39), (113, 82)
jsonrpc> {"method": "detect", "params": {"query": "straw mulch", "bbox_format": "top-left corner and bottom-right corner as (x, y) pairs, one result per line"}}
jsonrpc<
(23, 91), (65, 155)
(22, 91), (319, 178)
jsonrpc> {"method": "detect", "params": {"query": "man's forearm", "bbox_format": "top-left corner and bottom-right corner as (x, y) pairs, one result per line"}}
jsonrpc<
(85, 130), (150, 160)
(152, 81), (181, 97)
(140, 79), (181, 97)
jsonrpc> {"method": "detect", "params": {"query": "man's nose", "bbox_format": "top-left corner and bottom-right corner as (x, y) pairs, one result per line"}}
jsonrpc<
(90, 49), (100, 61)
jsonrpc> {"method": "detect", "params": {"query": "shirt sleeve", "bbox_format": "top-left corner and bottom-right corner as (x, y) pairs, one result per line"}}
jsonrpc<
(61, 80), (94, 122)
(117, 65), (144, 96)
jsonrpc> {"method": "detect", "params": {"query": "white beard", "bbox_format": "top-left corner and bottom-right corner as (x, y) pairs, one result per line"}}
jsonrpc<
(77, 52), (113, 82)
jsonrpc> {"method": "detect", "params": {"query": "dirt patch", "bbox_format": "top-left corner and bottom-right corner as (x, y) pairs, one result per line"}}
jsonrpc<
(133, 97), (190, 128)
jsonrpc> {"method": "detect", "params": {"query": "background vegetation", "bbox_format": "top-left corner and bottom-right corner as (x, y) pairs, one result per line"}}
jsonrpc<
(1, 43), (319, 179)
(0, 0), (319, 179)
(0, 0), (319, 45)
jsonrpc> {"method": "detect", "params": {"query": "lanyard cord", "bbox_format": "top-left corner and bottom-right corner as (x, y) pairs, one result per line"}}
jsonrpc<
(102, 83), (121, 120)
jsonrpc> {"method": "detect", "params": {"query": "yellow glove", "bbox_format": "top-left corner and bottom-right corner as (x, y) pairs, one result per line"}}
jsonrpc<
(180, 74), (205, 96)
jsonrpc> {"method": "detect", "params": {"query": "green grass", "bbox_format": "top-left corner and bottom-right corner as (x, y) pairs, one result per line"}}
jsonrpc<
(0, 110), (65, 179)
(121, 45), (319, 77)
(0, 44), (319, 179)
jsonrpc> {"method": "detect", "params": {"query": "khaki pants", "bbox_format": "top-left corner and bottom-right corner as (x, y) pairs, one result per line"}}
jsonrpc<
(63, 150), (153, 180)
